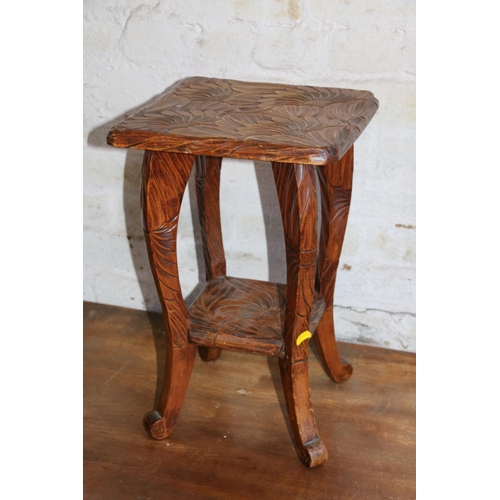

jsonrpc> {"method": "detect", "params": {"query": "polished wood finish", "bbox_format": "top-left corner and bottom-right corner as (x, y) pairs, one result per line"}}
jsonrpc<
(107, 77), (379, 467)
(194, 155), (225, 362)
(273, 162), (327, 465)
(84, 302), (416, 499)
(315, 145), (355, 382)
(189, 276), (325, 357)
(140, 150), (197, 439)
(107, 76), (378, 165)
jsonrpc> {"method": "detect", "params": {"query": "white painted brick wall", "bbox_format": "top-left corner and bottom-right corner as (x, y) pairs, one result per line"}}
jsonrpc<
(83, 0), (416, 352)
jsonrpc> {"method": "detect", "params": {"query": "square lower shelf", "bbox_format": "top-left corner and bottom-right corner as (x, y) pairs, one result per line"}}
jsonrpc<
(189, 276), (326, 357)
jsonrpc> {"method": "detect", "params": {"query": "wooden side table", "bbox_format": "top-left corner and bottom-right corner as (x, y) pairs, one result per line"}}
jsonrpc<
(107, 77), (378, 467)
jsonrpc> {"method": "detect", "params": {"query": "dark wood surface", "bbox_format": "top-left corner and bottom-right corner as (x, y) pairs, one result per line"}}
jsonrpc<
(314, 145), (355, 383)
(84, 301), (416, 499)
(107, 76), (378, 165)
(189, 276), (325, 357)
(140, 151), (198, 440)
(194, 155), (225, 363)
(272, 160), (327, 466)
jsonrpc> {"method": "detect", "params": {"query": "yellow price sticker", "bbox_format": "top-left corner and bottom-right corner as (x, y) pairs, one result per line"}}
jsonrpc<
(296, 330), (312, 346)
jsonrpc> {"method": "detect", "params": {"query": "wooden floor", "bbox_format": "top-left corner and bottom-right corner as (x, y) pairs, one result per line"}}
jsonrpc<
(84, 301), (415, 499)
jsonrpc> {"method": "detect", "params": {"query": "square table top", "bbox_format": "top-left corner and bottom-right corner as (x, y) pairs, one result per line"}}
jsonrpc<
(107, 76), (378, 165)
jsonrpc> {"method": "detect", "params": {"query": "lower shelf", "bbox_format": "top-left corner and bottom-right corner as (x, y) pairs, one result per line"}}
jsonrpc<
(189, 276), (325, 357)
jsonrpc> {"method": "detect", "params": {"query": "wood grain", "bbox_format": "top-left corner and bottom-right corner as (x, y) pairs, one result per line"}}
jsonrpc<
(141, 151), (194, 348)
(84, 302), (416, 499)
(315, 145), (355, 382)
(107, 77), (380, 468)
(273, 162), (327, 467)
(195, 155), (226, 281)
(140, 151), (197, 440)
(194, 155), (225, 362)
(107, 76), (378, 165)
(189, 276), (325, 357)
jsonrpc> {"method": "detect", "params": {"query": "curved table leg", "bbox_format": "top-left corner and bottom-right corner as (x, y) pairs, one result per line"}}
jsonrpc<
(140, 151), (197, 440)
(195, 155), (226, 362)
(315, 146), (354, 382)
(273, 161), (328, 468)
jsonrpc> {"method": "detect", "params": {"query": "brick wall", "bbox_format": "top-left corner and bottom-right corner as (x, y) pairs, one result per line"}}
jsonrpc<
(83, 0), (416, 351)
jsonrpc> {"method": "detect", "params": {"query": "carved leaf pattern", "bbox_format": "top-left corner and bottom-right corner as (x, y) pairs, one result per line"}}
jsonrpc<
(108, 76), (378, 165)
(142, 151), (195, 348)
(195, 156), (226, 281)
(273, 162), (319, 363)
(188, 276), (325, 357)
(317, 146), (354, 305)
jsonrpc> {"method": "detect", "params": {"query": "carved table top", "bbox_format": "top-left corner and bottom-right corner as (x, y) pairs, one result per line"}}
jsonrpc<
(107, 76), (378, 165)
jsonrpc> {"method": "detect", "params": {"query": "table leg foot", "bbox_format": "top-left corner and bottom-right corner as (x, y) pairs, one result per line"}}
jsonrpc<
(143, 343), (197, 440)
(280, 359), (328, 468)
(198, 346), (222, 362)
(314, 310), (353, 382)
(143, 411), (167, 440)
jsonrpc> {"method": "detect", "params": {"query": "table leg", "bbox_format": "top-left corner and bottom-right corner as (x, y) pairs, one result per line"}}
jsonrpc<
(140, 151), (197, 440)
(195, 155), (225, 362)
(273, 162), (328, 467)
(315, 146), (354, 382)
